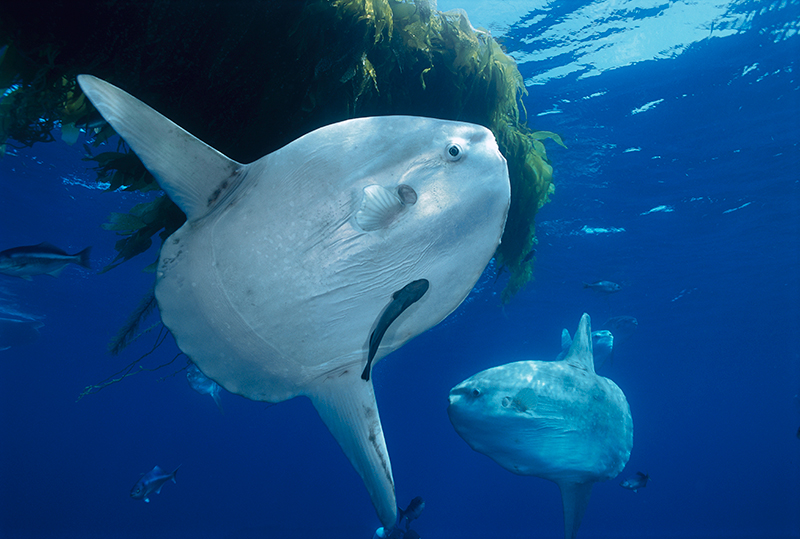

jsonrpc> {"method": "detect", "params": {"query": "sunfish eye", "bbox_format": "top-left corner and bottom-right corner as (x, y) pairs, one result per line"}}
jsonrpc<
(397, 184), (417, 205)
(471, 388), (481, 397)
(446, 143), (463, 161)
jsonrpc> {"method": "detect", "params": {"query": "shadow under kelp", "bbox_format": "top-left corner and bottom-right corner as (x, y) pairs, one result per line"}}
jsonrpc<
(0, 0), (564, 301)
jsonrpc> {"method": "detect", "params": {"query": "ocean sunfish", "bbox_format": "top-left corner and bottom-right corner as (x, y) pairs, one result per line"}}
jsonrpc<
(448, 313), (633, 539)
(77, 75), (510, 528)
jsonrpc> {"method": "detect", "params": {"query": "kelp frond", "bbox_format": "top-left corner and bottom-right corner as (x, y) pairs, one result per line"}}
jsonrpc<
(0, 0), (566, 302)
(107, 282), (158, 355)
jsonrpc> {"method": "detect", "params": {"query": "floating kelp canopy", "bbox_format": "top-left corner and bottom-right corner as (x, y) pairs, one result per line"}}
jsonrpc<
(0, 0), (563, 302)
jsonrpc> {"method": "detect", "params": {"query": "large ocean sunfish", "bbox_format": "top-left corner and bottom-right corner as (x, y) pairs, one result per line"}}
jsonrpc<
(77, 75), (510, 528)
(448, 313), (633, 538)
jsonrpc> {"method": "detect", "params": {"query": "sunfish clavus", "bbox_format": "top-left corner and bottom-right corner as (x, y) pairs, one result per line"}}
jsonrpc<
(77, 75), (510, 528)
(447, 313), (633, 539)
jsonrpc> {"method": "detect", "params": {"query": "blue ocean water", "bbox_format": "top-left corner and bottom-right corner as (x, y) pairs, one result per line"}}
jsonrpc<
(1, 1), (798, 538)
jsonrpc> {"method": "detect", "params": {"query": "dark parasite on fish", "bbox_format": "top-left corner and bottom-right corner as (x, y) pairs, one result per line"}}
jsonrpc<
(77, 75), (510, 528)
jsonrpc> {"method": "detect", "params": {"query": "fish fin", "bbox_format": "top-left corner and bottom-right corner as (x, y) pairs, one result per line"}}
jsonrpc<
(563, 313), (595, 374)
(144, 497), (150, 503)
(558, 481), (593, 539)
(355, 185), (404, 231)
(511, 387), (538, 412)
(47, 266), (65, 278)
(156, 485), (163, 494)
(77, 75), (244, 222)
(36, 242), (67, 254)
(171, 465), (181, 483)
(212, 390), (224, 414)
(560, 328), (572, 351)
(0, 346), (11, 351)
(76, 246), (92, 269)
(307, 369), (396, 529)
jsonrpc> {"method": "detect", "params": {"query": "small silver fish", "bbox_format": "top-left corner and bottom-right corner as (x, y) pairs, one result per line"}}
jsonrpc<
(620, 471), (650, 492)
(0, 242), (91, 280)
(130, 465), (180, 502)
(583, 280), (621, 293)
(186, 363), (223, 412)
(398, 496), (425, 530)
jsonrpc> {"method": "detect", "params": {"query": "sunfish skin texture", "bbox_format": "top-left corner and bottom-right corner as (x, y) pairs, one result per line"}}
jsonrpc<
(448, 314), (632, 539)
(77, 74), (510, 530)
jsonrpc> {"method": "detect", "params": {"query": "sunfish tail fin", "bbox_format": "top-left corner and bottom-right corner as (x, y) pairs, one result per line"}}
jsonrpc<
(307, 370), (397, 529)
(77, 75), (244, 222)
(558, 481), (593, 539)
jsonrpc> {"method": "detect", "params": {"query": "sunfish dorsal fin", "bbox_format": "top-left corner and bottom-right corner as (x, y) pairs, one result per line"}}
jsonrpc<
(558, 481), (594, 539)
(560, 328), (572, 350)
(77, 75), (244, 222)
(306, 370), (397, 529)
(563, 312), (595, 374)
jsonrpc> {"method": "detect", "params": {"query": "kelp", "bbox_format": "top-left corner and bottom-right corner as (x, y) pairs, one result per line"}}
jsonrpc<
(0, 0), (564, 302)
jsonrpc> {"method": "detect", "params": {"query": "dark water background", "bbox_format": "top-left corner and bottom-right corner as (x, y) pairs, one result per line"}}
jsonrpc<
(1, 1), (798, 538)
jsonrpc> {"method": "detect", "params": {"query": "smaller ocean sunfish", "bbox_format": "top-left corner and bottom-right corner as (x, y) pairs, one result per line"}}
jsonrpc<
(187, 362), (223, 412)
(130, 465), (180, 503)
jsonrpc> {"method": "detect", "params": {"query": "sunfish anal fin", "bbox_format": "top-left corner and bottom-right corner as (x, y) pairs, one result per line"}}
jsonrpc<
(362, 279), (430, 381)
(558, 481), (593, 539)
(77, 75), (244, 222)
(307, 370), (397, 528)
(563, 312), (595, 374)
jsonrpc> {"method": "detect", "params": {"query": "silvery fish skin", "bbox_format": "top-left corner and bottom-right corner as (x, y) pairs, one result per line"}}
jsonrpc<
(130, 465), (180, 502)
(186, 363), (222, 412)
(0, 242), (91, 279)
(620, 471), (650, 492)
(583, 280), (621, 293)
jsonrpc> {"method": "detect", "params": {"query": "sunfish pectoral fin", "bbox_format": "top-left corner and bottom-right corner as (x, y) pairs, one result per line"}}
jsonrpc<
(355, 185), (404, 231)
(362, 279), (430, 381)
(76, 75), (244, 222)
(563, 313), (595, 374)
(307, 370), (397, 528)
(558, 481), (593, 539)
